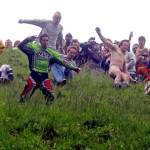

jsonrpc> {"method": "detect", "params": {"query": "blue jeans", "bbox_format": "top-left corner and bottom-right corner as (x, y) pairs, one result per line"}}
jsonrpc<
(51, 63), (65, 83)
(130, 74), (135, 80)
(64, 68), (74, 81)
(50, 49), (65, 83)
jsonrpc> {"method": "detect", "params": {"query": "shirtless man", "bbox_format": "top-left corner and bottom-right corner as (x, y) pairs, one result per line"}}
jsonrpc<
(95, 27), (136, 87)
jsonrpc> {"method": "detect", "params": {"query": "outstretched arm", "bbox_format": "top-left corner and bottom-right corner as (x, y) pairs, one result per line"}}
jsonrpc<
(51, 51), (80, 73)
(95, 27), (116, 51)
(128, 31), (133, 42)
(124, 62), (137, 83)
(18, 19), (47, 28)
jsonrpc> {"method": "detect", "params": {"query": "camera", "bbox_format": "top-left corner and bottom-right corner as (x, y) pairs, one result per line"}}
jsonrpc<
(80, 42), (93, 52)
(74, 42), (93, 66)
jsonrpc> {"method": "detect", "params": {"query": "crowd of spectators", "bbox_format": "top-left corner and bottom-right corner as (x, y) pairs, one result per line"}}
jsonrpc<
(1, 29), (150, 84)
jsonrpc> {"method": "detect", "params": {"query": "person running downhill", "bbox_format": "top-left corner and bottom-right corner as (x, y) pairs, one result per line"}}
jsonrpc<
(17, 34), (80, 105)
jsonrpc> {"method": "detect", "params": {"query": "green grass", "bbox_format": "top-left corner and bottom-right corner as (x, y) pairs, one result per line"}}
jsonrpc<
(0, 48), (150, 149)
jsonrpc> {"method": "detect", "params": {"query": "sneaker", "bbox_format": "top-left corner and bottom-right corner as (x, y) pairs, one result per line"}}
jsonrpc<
(121, 82), (130, 88)
(115, 83), (121, 89)
(17, 97), (24, 103)
(46, 97), (54, 105)
(137, 75), (145, 82)
(56, 79), (66, 87)
(45, 93), (55, 105)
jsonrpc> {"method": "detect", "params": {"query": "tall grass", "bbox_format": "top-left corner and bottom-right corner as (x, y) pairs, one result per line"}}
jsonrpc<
(0, 48), (150, 149)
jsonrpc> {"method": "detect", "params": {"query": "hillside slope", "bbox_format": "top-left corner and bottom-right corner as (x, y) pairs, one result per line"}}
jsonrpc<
(0, 48), (150, 150)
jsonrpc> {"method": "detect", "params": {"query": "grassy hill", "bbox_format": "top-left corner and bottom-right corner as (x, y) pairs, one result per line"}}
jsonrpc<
(0, 48), (150, 150)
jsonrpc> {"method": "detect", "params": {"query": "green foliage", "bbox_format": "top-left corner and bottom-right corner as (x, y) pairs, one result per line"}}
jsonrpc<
(0, 48), (150, 149)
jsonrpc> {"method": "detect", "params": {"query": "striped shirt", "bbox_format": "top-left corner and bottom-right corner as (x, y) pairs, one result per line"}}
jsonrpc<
(20, 19), (63, 50)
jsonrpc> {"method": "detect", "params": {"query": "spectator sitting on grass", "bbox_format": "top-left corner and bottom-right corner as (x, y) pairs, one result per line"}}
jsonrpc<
(59, 46), (77, 81)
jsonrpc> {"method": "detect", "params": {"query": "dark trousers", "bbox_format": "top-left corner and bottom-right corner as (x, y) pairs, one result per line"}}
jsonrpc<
(21, 71), (54, 102)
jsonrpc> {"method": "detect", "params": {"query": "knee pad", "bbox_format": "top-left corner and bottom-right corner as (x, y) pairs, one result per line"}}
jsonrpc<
(41, 79), (54, 98)
(22, 76), (36, 99)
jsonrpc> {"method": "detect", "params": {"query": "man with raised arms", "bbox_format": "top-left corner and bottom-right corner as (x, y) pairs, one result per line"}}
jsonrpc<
(95, 27), (136, 88)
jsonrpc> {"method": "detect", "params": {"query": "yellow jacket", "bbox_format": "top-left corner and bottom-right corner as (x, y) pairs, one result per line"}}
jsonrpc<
(0, 40), (5, 54)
